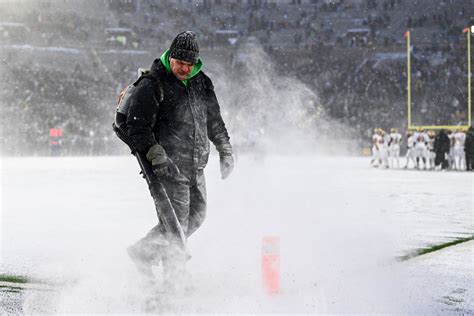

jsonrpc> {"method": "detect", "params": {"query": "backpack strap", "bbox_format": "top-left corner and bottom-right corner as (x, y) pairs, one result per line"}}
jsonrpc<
(134, 73), (164, 103)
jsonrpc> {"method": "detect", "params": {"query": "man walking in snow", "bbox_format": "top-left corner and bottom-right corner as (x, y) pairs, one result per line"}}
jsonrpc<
(125, 31), (234, 286)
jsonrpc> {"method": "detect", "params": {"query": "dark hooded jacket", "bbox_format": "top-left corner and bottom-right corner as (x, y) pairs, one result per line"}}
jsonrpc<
(465, 127), (474, 154)
(433, 130), (450, 154)
(126, 57), (230, 178)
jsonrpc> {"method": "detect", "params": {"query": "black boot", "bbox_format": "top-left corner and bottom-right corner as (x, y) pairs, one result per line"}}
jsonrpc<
(127, 232), (169, 279)
(161, 244), (193, 294)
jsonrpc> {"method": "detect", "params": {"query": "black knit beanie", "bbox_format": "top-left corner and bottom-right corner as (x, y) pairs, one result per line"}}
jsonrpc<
(169, 31), (199, 64)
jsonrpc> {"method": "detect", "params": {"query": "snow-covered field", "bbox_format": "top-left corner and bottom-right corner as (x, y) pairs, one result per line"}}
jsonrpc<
(1, 155), (473, 314)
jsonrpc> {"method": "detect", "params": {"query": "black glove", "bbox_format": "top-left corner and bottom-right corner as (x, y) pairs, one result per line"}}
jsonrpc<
(146, 144), (179, 177)
(216, 143), (234, 180)
(220, 155), (234, 180)
(152, 157), (181, 178)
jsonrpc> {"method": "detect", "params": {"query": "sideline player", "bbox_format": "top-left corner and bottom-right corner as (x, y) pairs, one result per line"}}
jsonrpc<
(379, 129), (390, 168)
(371, 128), (381, 167)
(426, 130), (436, 170)
(404, 130), (416, 169)
(414, 129), (429, 169)
(447, 130), (455, 169)
(452, 129), (466, 170)
(388, 128), (402, 168)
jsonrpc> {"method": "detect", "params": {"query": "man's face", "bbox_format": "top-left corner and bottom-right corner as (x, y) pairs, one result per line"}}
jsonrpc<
(170, 58), (194, 81)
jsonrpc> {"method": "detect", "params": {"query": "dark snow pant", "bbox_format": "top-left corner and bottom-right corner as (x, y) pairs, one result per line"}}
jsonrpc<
(153, 169), (207, 238)
(435, 152), (448, 169)
(137, 169), (207, 267)
(466, 153), (474, 171)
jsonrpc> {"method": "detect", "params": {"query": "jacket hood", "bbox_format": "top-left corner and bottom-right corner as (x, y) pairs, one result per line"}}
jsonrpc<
(158, 49), (202, 86)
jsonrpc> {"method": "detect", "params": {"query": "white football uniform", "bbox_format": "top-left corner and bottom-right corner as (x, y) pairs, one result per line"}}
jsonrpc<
(426, 135), (435, 170)
(414, 132), (429, 169)
(389, 132), (402, 168)
(448, 133), (455, 169)
(371, 133), (381, 167)
(405, 135), (416, 169)
(381, 135), (390, 167)
(453, 132), (466, 170)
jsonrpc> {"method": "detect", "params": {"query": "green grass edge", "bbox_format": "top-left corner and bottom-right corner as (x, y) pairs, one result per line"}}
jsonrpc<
(0, 274), (29, 284)
(398, 235), (474, 261)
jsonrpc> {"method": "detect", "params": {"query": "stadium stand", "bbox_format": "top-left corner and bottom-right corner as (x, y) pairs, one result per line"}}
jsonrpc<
(0, 0), (472, 155)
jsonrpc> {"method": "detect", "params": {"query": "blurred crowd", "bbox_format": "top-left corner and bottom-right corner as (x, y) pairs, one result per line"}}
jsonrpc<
(293, 40), (469, 143)
(1, 56), (119, 155)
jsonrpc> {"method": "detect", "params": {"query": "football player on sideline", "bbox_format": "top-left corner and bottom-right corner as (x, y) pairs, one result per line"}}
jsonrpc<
(404, 130), (416, 169)
(453, 129), (466, 170)
(371, 128), (382, 167)
(388, 128), (402, 168)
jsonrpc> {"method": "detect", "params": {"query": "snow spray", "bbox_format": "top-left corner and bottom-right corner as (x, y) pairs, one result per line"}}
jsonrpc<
(208, 44), (356, 155)
(262, 236), (280, 295)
